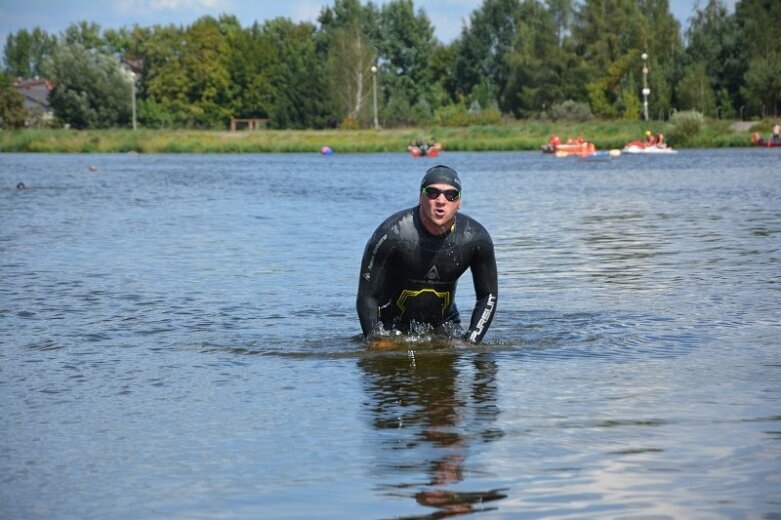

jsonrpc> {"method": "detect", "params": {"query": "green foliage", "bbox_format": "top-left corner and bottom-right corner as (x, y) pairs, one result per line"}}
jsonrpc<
(0, 72), (27, 128)
(470, 79), (499, 111)
(575, 0), (657, 118)
(325, 25), (376, 125)
(586, 51), (639, 118)
(264, 19), (335, 129)
(339, 115), (361, 129)
(735, 0), (781, 60)
(684, 0), (744, 116)
(716, 89), (736, 119)
(0, 118), (761, 154)
(225, 24), (277, 120)
(667, 109), (705, 146)
(63, 21), (104, 51)
(432, 103), (502, 126)
(506, 0), (580, 117)
(740, 52), (781, 118)
(375, 0), (437, 112)
(453, 0), (520, 112)
(1, 0), (774, 129)
(3, 28), (58, 78)
(137, 98), (174, 128)
(620, 86), (642, 120)
(618, 72), (641, 120)
(137, 24), (190, 125)
(574, 0), (646, 70)
(44, 43), (131, 129)
(676, 63), (717, 117)
(429, 42), (459, 104)
(181, 17), (232, 127)
(548, 100), (593, 122)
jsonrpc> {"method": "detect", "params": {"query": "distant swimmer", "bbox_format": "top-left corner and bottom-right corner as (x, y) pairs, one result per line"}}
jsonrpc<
(89, 165), (98, 172)
(356, 164), (498, 345)
(16, 182), (27, 190)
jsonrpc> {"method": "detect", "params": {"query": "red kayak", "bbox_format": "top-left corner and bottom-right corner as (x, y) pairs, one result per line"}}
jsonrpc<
(408, 143), (442, 157)
(751, 133), (781, 147)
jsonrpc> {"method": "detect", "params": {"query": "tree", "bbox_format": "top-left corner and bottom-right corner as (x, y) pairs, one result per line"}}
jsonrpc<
(139, 25), (191, 126)
(574, 0), (650, 117)
(573, 0), (646, 70)
(262, 18), (334, 129)
(375, 0), (437, 123)
(44, 43), (131, 128)
(453, 0), (521, 112)
(734, 0), (781, 60)
(506, 0), (586, 117)
(134, 24), (189, 126)
(103, 27), (134, 57)
(585, 51), (641, 118)
(317, 0), (381, 125)
(676, 62), (717, 116)
(428, 41), (460, 105)
(734, 0), (781, 118)
(740, 52), (781, 118)
(180, 16), (232, 127)
(62, 21), (105, 51)
(325, 24), (376, 125)
(3, 28), (57, 78)
(546, 0), (576, 45)
(225, 22), (278, 121)
(0, 72), (27, 128)
(684, 0), (743, 116)
(637, 0), (681, 117)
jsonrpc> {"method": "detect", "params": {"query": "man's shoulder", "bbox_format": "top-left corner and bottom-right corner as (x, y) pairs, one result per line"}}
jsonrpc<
(456, 213), (494, 250)
(457, 212), (490, 235)
(375, 207), (417, 234)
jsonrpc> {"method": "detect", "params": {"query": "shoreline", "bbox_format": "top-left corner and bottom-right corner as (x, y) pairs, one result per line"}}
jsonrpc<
(0, 120), (768, 154)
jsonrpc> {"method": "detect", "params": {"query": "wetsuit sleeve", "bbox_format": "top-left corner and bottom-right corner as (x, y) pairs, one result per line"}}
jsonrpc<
(464, 235), (498, 344)
(356, 229), (393, 341)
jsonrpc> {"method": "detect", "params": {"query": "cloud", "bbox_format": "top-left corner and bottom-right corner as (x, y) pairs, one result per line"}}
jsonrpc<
(114, 0), (231, 15)
(289, 0), (322, 23)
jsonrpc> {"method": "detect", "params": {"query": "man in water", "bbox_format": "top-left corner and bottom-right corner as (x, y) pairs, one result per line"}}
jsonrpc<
(357, 165), (498, 345)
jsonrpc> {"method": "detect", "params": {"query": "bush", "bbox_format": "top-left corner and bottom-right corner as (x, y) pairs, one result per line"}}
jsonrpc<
(138, 98), (175, 129)
(548, 100), (593, 122)
(667, 110), (705, 146)
(339, 115), (360, 130)
(433, 103), (502, 127)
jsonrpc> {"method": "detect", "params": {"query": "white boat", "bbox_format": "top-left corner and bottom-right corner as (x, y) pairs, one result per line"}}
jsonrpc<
(623, 143), (677, 154)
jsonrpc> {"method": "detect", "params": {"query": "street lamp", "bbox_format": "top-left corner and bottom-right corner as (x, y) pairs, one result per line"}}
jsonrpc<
(370, 65), (379, 129)
(123, 68), (138, 130)
(641, 52), (650, 122)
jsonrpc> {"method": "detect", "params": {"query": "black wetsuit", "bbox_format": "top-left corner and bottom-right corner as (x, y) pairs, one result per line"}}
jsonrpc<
(357, 206), (498, 343)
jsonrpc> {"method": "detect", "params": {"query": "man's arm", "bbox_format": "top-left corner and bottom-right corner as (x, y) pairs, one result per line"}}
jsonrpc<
(464, 237), (498, 343)
(356, 230), (392, 341)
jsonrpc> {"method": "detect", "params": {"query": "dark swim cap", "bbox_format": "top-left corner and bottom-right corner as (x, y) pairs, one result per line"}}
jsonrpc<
(420, 165), (462, 191)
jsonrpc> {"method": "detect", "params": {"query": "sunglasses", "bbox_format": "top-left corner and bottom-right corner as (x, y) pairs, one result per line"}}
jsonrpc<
(421, 187), (461, 201)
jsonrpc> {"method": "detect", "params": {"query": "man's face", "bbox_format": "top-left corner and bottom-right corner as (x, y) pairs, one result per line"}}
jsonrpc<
(419, 183), (461, 233)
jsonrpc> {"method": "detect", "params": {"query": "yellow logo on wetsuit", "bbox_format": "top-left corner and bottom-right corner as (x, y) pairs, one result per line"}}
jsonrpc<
(395, 288), (451, 316)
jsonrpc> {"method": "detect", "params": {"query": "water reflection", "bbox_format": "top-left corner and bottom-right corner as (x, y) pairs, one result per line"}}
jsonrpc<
(358, 347), (507, 518)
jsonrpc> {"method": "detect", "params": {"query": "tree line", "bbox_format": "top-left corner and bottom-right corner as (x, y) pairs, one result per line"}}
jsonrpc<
(1, 0), (778, 130)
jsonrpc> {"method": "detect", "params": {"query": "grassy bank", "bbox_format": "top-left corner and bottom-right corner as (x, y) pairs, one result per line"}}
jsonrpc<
(0, 119), (763, 154)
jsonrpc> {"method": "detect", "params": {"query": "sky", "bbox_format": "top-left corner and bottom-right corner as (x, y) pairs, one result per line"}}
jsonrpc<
(0, 0), (730, 53)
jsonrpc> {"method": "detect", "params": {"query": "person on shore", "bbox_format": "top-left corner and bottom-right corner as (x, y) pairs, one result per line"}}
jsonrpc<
(772, 124), (780, 145)
(356, 165), (498, 345)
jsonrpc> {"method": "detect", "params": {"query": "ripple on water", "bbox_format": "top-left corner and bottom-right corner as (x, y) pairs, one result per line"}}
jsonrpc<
(487, 309), (704, 362)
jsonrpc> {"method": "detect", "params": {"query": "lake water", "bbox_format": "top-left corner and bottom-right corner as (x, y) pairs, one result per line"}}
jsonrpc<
(1, 149), (779, 519)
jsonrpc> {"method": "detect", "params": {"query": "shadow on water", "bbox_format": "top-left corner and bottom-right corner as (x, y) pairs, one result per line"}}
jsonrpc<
(358, 348), (508, 519)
